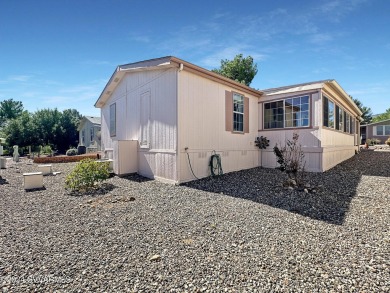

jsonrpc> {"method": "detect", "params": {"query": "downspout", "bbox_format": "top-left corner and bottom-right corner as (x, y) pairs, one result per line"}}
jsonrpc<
(175, 64), (183, 183)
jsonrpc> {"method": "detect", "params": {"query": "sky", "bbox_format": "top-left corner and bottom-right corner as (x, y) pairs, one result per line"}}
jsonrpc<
(0, 0), (389, 117)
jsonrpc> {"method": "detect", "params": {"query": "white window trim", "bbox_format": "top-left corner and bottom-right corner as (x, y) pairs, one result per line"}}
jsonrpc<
(233, 93), (244, 132)
(374, 125), (390, 136)
(110, 103), (116, 137)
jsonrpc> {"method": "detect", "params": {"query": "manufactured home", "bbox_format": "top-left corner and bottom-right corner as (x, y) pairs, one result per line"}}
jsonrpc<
(95, 56), (362, 183)
(78, 116), (101, 152)
(360, 119), (390, 144)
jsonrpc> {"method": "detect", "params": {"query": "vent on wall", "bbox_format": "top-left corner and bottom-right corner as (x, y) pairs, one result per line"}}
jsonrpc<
(106, 91), (111, 95)
(241, 150), (247, 156)
(113, 77), (120, 82)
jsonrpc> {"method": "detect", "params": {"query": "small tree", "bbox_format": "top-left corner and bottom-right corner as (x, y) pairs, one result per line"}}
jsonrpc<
(65, 159), (109, 192)
(273, 133), (306, 187)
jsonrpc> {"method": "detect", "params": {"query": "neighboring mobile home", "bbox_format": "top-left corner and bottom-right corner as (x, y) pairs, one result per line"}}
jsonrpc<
(78, 116), (101, 152)
(95, 56), (362, 183)
(360, 119), (390, 144)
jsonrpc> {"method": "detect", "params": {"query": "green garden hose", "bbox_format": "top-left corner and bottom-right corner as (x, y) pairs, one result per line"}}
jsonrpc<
(209, 151), (223, 177)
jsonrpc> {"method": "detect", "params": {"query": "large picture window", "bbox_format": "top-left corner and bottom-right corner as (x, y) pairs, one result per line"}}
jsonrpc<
(264, 95), (309, 129)
(375, 125), (390, 136)
(110, 103), (116, 137)
(323, 96), (334, 128)
(233, 93), (244, 132)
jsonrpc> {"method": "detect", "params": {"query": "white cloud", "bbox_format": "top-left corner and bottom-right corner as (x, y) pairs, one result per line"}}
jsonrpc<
(0, 74), (33, 84)
(309, 33), (334, 44)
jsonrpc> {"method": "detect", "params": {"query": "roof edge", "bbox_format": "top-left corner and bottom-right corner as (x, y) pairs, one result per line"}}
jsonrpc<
(95, 56), (262, 108)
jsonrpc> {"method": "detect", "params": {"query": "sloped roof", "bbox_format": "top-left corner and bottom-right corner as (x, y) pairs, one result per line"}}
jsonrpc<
(94, 56), (262, 108)
(78, 116), (101, 131)
(261, 79), (362, 118)
(85, 116), (101, 125)
(261, 79), (333, 95)
(360, 118), (390, 127)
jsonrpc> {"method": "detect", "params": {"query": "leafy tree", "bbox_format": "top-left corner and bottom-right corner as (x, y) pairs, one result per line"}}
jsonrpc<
(3, 108), (82, 154)
(372, 107), (390, 123)
(352, 97), (372, 124)
(212, 54), (258, 86)
(0, 99), (24, 126)
(57, 109), (82, 152)
(3, 111), (36, 152)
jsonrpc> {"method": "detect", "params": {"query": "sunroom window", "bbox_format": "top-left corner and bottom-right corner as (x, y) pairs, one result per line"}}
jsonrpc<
(264, 96), (309, 129)
(323, 96), (334, 128)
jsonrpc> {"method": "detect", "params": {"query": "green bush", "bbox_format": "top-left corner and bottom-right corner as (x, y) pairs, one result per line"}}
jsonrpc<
(65, 159), (110, 192)
(66, 148), (78, 156)
(41, 145), (52, 154)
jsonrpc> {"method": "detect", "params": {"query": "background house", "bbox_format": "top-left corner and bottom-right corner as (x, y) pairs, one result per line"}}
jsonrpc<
(360, 119), (390, 144)
(95, 57), (362, 183)
(78, 116), (101, 152)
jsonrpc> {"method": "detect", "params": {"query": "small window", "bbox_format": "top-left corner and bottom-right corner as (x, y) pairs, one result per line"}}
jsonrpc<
(233, 93), (244, 132)
(386, 125), (390, 135)
(81, 130), (85, 145)
(90, 127), (94, 141)
(350, 116), (354, 134)
(110, 103), (116, 137)
(339, 108), (344, 131)
(345, 113), (350, 133)
(323, 96), (335, 128)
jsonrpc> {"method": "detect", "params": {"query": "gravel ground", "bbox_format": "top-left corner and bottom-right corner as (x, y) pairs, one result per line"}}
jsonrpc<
(0, 150), (389, 292)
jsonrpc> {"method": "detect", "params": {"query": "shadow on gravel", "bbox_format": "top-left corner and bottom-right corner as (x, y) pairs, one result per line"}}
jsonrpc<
(182, 151), (388, 225)
(120, 173), (153, 183)
(0, 177), (8, 185)
(66, 183), (116, 197)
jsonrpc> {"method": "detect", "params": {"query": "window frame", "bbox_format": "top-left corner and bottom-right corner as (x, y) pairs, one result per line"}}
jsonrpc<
(81, 130), (85, 145)
(233, 93), (244, 132)
(323, 96), (335, 128)
(263, 95), (310, 130)
(90, 127), (94, 142)
(109, 103), (116, 137)
(375, 125), (390, 136)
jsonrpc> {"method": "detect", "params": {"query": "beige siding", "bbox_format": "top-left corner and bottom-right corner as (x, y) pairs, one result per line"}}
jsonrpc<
(320, 128), (354, 147)
(101, 67), (178, 182)
(178, 70), (259, 183)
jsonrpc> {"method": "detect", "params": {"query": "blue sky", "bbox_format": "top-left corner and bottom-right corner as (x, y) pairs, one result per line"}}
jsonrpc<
(0, 0), (389, 116)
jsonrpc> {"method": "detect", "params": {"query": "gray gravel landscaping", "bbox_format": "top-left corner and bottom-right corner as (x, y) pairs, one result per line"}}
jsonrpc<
(0, 150), (389, 292)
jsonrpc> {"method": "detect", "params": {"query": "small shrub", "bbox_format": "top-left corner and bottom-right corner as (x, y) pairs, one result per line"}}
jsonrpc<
(65, 159), (109, 192)
(386, 137), (390, 146)
(41, 145), (52, 154)
(66, 148), (78, 156)
(273, 132), (306, 187)
(255, 136), (270, 149)
(366, 138), (381, 146)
